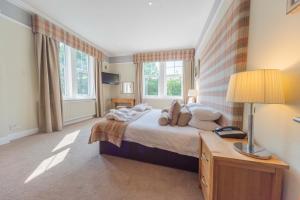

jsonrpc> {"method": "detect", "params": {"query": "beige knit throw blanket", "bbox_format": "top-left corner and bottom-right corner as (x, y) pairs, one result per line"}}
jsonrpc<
(89, 109), (149, 147)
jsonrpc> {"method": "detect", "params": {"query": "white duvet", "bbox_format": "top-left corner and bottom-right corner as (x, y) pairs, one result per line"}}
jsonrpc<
(123, 109), (200, 158)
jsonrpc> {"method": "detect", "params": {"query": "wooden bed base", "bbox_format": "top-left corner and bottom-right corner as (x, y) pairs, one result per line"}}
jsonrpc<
(99, 141), (198, 172)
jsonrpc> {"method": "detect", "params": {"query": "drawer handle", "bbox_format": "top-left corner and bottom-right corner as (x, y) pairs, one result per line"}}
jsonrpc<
(201, 176), (208, 188)
(201, 153), (209, 162)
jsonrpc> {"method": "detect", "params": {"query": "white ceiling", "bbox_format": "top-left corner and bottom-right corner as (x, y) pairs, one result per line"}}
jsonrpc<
(17, 0), (215, 56)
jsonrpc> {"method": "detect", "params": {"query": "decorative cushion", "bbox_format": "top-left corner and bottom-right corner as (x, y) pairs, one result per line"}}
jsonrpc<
(132, 103), (152, 112)
(158, 112), (169, 126)
(177, 107), (192, 126)
(161, 108), (169, 113)
(168, 100), (181, 126)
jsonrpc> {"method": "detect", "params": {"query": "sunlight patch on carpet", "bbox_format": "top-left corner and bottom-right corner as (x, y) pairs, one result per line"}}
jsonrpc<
(24, 148), (70, 183)
(52, 130), (80, 152)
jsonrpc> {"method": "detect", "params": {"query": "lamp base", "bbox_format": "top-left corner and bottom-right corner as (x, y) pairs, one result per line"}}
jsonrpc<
(233, 142), (272, 160)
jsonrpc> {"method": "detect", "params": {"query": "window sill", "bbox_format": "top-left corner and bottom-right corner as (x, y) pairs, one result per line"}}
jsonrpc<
(143, 96), (183, 100)
(63, 98), (96, 102)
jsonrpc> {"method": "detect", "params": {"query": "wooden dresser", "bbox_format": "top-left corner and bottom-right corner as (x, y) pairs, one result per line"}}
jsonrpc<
(199, 132), (289, 200)
(111, 98), (135, 108)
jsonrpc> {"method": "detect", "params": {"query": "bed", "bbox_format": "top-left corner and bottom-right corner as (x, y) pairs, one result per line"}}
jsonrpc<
(99, 109), (200, 172)
(96, 12), (248, 170)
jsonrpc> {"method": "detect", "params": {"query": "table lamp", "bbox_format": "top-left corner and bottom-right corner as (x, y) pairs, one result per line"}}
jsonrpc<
(226, 69), (285, 159)
(188, 89), (198, 103)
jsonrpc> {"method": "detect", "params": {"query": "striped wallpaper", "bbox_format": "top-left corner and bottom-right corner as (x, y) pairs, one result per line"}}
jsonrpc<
(199, 0), (250, 128)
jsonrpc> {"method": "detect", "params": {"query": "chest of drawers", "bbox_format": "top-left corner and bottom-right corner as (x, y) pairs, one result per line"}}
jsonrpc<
(199, 132), (289, 200)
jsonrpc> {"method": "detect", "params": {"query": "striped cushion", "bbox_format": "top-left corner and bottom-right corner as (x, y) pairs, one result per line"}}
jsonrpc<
(168, 100), (181, 126)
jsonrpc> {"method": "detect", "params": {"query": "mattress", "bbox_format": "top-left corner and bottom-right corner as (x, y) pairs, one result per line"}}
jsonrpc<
(123, 109), (200, 158)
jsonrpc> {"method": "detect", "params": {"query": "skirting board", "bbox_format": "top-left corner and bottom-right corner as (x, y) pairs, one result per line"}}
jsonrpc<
(0, 115), (94, 146)
(0, 128), (39, 146)
(64, 114), (95, 126)
(0, 137), (10, 145)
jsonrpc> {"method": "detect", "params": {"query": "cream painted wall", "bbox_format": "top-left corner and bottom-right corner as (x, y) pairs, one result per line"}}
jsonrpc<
(109, 63), (136, 99)
(0, 16), (96, 141)
(102, 62), (117, 113)
(246, 1), (300, 199)
(0, 16), (38, 139)
(143, 98), (183, 109)
(102, 62), (136, 112)
(63, 100), (96, 123)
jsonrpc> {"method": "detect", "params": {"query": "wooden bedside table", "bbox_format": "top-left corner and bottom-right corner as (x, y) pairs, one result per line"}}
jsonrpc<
(199, 131), (289, 200)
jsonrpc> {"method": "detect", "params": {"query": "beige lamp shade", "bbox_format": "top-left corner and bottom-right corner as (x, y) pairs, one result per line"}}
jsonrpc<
(188, 89), (198, 97)
(226, 69), (285, 104)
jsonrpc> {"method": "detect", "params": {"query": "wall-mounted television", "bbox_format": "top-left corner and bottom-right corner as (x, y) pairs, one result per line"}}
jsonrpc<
(102, 72), (120, 85)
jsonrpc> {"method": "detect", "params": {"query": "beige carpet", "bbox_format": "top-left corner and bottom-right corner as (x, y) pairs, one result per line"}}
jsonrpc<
(0, 119), (202, 200)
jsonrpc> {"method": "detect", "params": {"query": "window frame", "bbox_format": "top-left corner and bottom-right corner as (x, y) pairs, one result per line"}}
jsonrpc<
(164, 61), (184, 98)
(142, 60), (183, 99)
(59, 43), (95, 100)
(142, 62), (161, 98)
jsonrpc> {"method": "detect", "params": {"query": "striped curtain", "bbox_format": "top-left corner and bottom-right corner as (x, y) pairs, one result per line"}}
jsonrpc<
(35, 33), (63, 133)
(133, 49), (195, 63)
(183, 60), (194, 104)
(198, 0), (250, 128)
(32, 14), (104, 60)
(32, 14), (106, 131)
(95, 59), (104, 117)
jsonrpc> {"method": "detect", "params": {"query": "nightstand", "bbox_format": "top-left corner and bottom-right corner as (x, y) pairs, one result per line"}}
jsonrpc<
(199, 131), (289, 200)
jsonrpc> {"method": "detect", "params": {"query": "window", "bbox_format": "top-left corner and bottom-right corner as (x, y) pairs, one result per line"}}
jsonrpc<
(143, 62), (160, 96)
(143, 60), (183, 98)
(166, 61), (183, 97)
(59, 43), (67, 97)
(59, 43), (95, 99)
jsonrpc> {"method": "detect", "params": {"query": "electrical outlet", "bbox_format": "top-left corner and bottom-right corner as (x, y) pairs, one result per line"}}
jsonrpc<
(9, 124), (18, 131)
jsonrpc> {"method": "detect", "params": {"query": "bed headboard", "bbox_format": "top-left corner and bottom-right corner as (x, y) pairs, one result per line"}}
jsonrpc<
(198, 0), (250, 128)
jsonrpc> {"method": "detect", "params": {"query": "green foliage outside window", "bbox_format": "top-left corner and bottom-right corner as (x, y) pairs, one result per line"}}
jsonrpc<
(143, 61), (183, 97)
(75, 51), (89, 95)
(144, 62), (159, 76)
(144, 62), (159, 96)
(145, 78), (158, 95)
(167, 78), (182, 96)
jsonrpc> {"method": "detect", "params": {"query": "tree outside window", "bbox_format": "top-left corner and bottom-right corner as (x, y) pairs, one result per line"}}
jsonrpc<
(144, 62), (160, 96)
(75, 51), (89, 96)
(143, 61), (183, 98)
(58, 43), (95, 99)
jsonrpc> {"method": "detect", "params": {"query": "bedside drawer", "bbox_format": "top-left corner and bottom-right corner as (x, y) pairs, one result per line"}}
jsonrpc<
(199, 132), (288, 200)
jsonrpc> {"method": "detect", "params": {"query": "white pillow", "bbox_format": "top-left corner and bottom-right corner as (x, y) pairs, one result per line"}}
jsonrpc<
(132, 104), (152, 112)
(186, 103), (204, 109)
(190, 107), (221, 121)
(188, 119), (220, 131)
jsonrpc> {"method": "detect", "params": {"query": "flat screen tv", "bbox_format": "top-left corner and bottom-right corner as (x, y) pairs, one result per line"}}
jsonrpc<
(102, 72), (120, 85)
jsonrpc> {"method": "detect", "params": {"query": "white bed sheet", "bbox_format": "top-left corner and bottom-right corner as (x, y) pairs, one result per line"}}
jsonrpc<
(123, 109), (200, 158)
